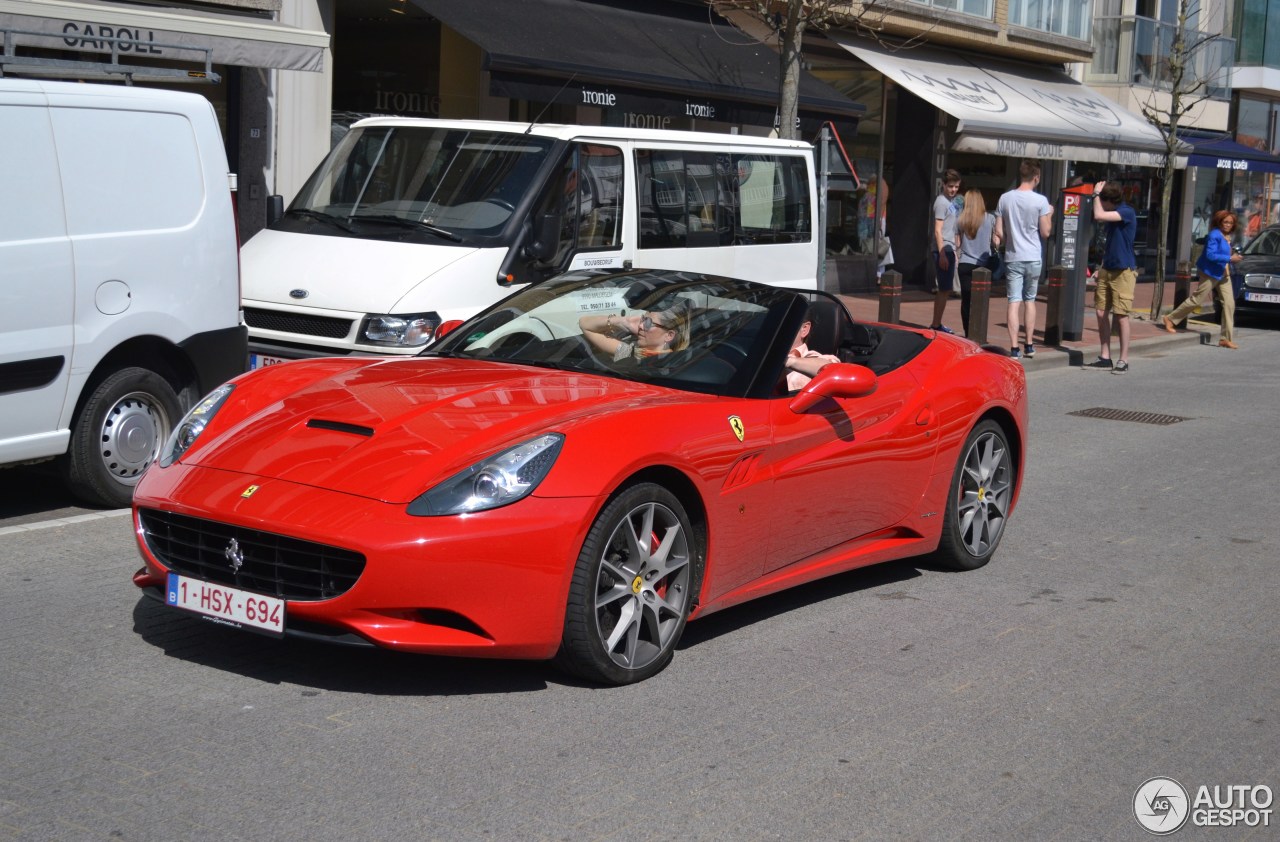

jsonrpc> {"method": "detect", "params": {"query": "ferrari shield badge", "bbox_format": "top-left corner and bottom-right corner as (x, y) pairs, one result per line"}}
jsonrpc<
(241, 484), (260, 498)
(728, 416), (745, 442)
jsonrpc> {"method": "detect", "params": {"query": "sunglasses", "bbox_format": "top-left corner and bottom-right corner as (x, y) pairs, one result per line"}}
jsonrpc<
(641, 314), (672, 331)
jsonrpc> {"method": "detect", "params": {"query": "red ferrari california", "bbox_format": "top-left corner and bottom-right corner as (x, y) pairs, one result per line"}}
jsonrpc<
(132, 269), (1027, 684)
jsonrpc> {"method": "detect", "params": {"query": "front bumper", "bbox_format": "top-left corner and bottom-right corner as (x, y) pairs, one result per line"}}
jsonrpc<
(132, 462), (600, 659)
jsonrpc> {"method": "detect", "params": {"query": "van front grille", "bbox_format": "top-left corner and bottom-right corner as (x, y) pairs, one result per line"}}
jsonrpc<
(139, 509), (365, 601)
(244, 308), (353, 339)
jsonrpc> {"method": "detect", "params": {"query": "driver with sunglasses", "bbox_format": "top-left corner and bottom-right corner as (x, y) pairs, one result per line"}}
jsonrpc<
(579, 301), (692, 362)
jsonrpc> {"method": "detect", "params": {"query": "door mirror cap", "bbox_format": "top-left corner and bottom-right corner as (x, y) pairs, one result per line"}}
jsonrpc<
(789, 363), (877, 413)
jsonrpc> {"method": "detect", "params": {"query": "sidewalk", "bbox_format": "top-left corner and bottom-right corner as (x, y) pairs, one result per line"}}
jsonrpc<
(838, 280), (1222, 372)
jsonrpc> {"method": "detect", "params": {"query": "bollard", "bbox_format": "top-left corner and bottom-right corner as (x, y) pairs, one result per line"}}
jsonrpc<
(969, 267), (991, 345)
(1042, 265), (1067, 347)
(878, 269), (902, 325)
(1171, 260), (1192, 327)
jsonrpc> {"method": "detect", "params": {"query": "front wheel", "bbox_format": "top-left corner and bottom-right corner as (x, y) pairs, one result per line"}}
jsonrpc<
(556, 483), (700, 685)
(61, 367), (182, 508)
(931, 419), (1014, 571)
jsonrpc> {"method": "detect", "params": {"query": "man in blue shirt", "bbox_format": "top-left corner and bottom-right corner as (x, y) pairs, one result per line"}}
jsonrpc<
(1087, 181), (1138, 373)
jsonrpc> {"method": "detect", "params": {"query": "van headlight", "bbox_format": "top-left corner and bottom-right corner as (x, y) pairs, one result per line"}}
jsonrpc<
(407, 434), (564, 516)
(359, 313), (439, 347)
(159, 384), (234, 467)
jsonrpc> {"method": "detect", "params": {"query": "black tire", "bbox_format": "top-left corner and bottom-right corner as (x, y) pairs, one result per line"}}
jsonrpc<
(930, 419), (1015, 571)
(61, 367), (182, 508)
(556, 483), (700, 685)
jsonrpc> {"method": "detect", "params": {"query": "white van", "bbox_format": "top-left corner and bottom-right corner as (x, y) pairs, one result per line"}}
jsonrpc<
(0, 80), (245, 508)
(241, 118), (820, 365)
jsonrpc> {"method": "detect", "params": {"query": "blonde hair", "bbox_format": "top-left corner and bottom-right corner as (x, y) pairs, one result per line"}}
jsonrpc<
(654, 300), (692, 352)
(958, 189), (988, 240)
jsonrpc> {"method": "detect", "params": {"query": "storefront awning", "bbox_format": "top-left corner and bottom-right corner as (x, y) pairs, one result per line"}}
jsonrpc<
(0, 0), (328, 75)
(1184, 135), (1280, 174)
(412, 0), (863, 127)
(830, 34), (1184, 169)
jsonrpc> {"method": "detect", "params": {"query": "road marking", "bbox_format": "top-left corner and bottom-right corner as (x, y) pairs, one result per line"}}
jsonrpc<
(0, 508), (130, 536)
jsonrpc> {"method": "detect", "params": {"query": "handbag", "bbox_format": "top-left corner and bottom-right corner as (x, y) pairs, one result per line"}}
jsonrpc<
(876, 235), (890, 260)
(983, 250), (1004, 278)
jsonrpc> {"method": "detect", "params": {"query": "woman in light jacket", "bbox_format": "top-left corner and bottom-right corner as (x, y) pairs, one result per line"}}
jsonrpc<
(1160, 210), (1242, 349)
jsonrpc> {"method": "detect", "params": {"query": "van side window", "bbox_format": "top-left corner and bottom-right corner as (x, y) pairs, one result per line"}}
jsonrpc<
(536, 143), (624, 265)
(736, 155), (811, 245)
(636, 149), (810, 249)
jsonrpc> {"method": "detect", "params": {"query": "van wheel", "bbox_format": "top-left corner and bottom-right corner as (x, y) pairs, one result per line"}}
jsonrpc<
(62, 367), (181, 508)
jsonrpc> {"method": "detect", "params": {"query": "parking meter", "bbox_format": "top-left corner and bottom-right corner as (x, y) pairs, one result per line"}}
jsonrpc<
(1055, 183), (1094, 341)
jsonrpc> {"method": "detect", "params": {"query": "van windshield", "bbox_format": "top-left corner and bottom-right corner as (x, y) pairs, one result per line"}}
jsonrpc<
(284, 126), (556, 243)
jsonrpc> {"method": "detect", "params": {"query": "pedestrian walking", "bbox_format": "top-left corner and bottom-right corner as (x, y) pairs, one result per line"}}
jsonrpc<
(1085, 181), (1138, 372)
(1160, 209), (1242, 348)
(956, 188), (996, 338)
(994, 160), (1052, 359)
(930, 169), (961, 334)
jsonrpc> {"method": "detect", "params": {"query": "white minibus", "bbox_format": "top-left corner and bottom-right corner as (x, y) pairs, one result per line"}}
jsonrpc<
(241, 119), (820, 365)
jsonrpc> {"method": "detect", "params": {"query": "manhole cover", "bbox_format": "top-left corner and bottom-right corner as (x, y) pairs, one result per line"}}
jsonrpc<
(1068, 407), (1189, 425)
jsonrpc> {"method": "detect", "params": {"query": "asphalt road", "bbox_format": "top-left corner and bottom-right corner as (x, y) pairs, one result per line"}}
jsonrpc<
(2, 327), (1277, 841)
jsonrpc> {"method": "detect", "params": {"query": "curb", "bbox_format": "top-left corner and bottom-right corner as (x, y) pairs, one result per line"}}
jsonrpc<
(1019, 326), (1208, 373)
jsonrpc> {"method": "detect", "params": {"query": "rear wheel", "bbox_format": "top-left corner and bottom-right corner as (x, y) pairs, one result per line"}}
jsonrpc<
(931, 419), (1014, 571)
(61, 367), (181, 508)
(556, 483), (699, 685)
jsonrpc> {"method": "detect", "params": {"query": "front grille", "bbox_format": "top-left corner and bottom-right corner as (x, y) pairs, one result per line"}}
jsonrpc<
(244, 308), (353, 339)
(139, 509), (365, 601)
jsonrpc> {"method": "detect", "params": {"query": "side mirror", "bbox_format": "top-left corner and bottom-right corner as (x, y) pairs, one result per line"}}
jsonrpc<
(789, 363), (877, 414)
(523, 212), (561, 263)
(267, 194), (285, 226)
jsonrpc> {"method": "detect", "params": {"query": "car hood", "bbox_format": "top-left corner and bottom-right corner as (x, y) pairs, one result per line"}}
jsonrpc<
(240, 228), (478, 313)
(187, 357), (674, 503)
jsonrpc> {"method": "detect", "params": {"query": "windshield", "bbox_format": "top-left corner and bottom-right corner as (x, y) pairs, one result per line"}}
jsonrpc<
(1243, 227), (1280, 256)
(285, 126), (557, 242)
(427, 270), (799, 397)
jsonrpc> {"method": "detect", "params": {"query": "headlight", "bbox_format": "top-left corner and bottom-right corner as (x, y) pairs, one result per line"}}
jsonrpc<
(360, 313), (438, 347)
(159, 384), (234, 467)
(407, 434), (564, 516)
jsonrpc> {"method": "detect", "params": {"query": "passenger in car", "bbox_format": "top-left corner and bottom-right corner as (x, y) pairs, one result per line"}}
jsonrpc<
(784, 304), (841, 390)
(579, 300), (692, 362)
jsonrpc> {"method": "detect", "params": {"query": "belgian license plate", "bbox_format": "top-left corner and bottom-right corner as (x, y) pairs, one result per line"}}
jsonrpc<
(249, 353), (290, 370)
(166, 573), (285, 636)
(1245, 291), (1280, 304)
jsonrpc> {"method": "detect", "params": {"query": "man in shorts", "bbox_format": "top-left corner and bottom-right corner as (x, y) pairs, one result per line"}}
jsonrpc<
(994, 160), (1053, 359)
(1087, 181), (1138, 373)
(930, 169), (962, 334)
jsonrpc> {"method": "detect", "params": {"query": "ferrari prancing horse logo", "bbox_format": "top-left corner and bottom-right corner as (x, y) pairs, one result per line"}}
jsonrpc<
(728, 415), (745, 442)
(241, 484), (260, 498)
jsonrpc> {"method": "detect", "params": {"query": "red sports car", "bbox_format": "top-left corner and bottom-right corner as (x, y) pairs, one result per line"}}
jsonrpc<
(132, 269), (1027, 684)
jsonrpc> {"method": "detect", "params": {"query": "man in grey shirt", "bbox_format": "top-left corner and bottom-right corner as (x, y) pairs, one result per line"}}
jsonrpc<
(931, 169), (962, 334)
(994, 160), (1053, 359)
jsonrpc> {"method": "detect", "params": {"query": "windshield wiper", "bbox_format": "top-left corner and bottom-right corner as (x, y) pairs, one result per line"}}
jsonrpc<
(349, 214), (462, 242)
(286, 208), (356, 233)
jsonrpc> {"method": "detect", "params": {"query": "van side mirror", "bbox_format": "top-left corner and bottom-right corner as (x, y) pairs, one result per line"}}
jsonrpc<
(267, 194), (284, 226)
(788, 363), (877, 413)
(523, 213), (561, 263)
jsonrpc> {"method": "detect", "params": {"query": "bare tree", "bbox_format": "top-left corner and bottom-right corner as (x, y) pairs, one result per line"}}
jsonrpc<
(1137, 0), (1228, 318)
(714, 1), (908, 139)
